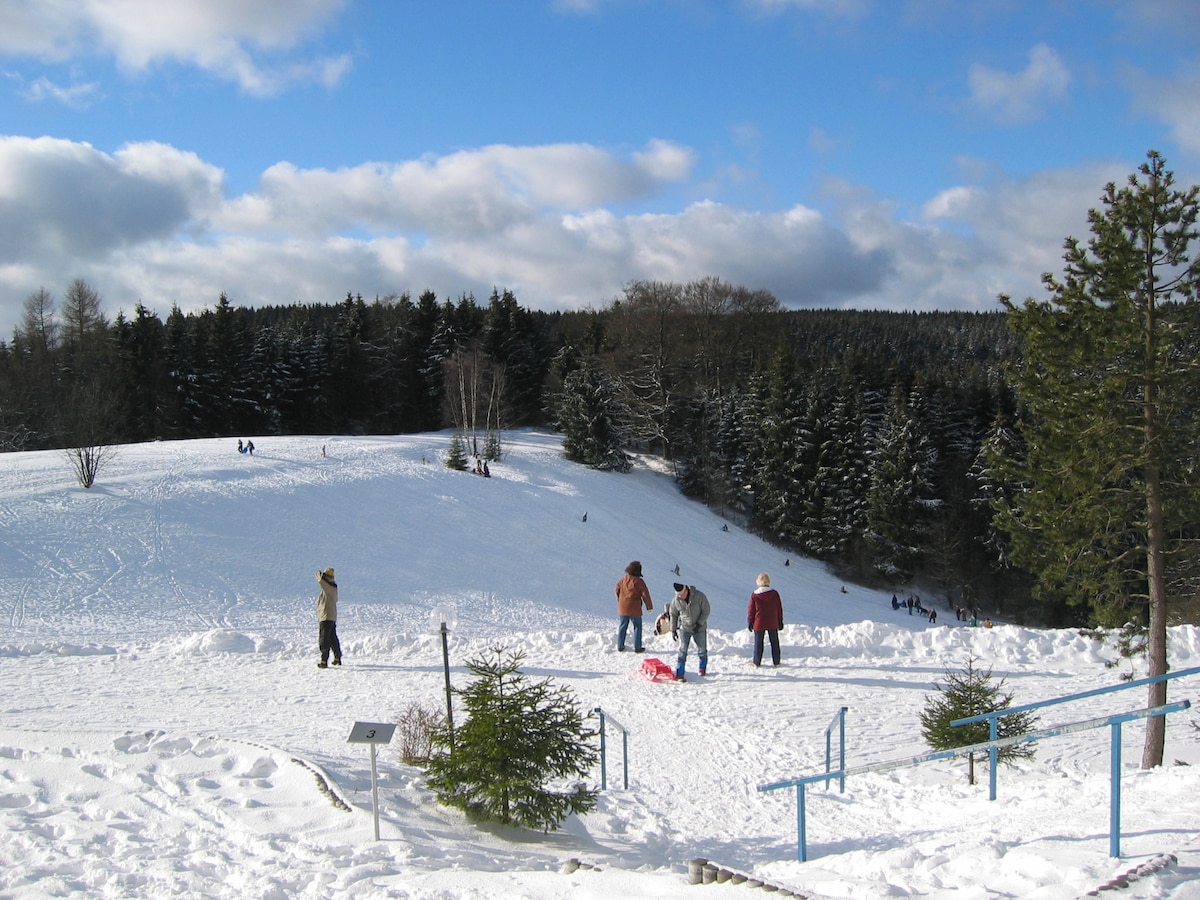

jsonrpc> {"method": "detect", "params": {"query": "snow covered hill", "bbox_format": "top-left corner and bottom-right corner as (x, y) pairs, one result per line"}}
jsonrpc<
(1, 430), (1198, 899)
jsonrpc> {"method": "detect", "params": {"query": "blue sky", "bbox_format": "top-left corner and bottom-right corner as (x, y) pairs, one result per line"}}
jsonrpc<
(1, 0), (1197, 337)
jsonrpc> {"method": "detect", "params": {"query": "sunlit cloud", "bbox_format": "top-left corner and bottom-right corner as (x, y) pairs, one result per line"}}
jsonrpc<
(0, 0), (353, 96)
(968, 44), (1071, 125)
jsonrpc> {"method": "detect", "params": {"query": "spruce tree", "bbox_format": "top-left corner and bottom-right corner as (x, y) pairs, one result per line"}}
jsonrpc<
(865, 388), (939, 582)
(424, 648), (599, 832)
(920, 656), (1037, 785)
(556, 364), (632, 471)
(445, 432), (470, 471)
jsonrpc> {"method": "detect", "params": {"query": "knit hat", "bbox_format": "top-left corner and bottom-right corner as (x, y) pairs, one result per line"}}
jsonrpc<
(627, 561), (643, 577)
(673, 582), (685, 593)
(322, 568), (335, 579)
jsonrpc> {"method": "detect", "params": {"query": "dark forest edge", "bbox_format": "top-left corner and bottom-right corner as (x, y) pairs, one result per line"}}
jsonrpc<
(0, 273), (1193, 632)
(0, 277), (1036, 623)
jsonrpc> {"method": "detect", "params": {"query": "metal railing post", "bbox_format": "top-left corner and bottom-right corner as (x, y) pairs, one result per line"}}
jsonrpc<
(824, 706), (848, 792)
(1110, 721), (1122, 858)
(759, 700), (1190, 863)
(595, 707), (607, 791)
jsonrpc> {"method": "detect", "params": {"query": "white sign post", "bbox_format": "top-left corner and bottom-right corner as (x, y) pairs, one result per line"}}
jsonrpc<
(347, 721), (396, 841)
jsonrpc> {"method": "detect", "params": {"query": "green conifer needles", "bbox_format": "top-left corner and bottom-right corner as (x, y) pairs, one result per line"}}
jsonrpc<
(424, 647), (599, 832)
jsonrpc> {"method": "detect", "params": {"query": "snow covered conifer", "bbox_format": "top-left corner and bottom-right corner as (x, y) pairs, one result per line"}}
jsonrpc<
(555, 364), (632, 472)
(445, 431), (470, 471)
(424, 647), (599, 832)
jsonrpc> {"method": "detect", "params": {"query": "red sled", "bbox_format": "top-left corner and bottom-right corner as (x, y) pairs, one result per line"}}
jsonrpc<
(640, 657), (675, 683)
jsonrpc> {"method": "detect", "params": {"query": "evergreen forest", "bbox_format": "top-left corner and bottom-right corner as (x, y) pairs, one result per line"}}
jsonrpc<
(0, 276), (1036, 620)
(2, 271), (1194, 629)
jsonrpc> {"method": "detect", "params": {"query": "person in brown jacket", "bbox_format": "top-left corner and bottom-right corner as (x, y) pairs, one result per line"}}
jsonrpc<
(614, 560), (653, 652)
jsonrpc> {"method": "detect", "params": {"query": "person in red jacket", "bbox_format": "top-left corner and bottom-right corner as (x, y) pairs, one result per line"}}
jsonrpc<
(614, 560), (653, 652)
(748, 572), (783, 667)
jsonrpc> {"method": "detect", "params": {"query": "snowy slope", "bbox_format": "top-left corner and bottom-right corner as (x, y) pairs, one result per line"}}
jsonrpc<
(1, 430), (1199, 899)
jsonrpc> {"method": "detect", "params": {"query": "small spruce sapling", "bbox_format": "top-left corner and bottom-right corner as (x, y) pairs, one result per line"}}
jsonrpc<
(920, 655), (1038, 785)
(445, 432), (470, 471)
(423, 647), (599, 831)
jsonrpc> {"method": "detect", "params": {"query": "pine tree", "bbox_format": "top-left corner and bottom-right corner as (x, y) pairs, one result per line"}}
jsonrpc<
(424, 648), (599, 832)
(920, 656), (1038, 785)
(445, 432), (470, 471)
(865, 388), (939, 582)
(556, 364), (632, 472)
(743, 353), (807, 545)
(997, 151), (1200, 767)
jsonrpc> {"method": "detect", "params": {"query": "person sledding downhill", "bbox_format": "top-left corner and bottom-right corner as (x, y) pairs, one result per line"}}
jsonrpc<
(669, 583), (711, 681)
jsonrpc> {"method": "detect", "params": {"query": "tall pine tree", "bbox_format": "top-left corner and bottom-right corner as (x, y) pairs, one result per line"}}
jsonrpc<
(865, 388), (939, 583)
(997, 151), (1200, 768)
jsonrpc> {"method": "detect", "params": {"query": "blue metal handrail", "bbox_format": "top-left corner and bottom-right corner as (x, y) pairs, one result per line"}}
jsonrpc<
(951, 664), (1200, 801)
(594, 707), (629, 790)
(759, 700), (1190, 861)
(824, 706), (847, 792)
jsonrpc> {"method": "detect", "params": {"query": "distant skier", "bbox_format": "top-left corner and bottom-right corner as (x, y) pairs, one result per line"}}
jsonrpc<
(614, 560), (653, 653)
(581, 511), (587, 522)
(237, 439), (245, 454)
(315, 567), (341, 668)
(247, 440), (254, 456)
(669, 583), (711, 681)
(747, 572), (783, 668)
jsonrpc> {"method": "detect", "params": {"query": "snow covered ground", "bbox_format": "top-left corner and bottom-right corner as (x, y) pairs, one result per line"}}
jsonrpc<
(1, 429), (1198, 899)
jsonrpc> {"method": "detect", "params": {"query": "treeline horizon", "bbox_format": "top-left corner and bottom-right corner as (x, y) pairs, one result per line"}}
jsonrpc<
(1, 276), (1043, 622)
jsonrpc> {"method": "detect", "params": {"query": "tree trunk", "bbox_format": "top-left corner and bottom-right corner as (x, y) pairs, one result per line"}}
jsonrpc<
(1140, 259), (1167, 770)
(1142, 446), (1168, 768)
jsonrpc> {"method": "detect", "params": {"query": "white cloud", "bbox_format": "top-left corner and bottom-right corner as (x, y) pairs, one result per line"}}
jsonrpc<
(0, 0), (353, 95)
(0, 134), (1151, 342)
(220, 141), (693, 239)
(903, 160), (1128, 306)
(21, 75), (102, 108)
(968, 43), (1071, 125)
(1124, 66), (1200, 158)
(0, 136), (223, 266)
(742, 0), (869, 16)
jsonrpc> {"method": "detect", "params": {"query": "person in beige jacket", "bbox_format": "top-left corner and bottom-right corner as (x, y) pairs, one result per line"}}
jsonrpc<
(614, 560), (653, 652)
(316, 567), (341, 668)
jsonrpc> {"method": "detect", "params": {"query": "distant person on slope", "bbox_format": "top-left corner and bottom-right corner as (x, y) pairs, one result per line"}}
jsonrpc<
(669, 583), (711, 681)
(315, 567), (341, 668)
(747, 572), (783, 668)
(615, 560), (653, 653)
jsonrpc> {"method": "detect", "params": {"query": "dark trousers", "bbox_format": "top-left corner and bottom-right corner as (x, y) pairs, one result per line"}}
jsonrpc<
(753, 629), (781, 666)
(319, 620), (341, 663)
